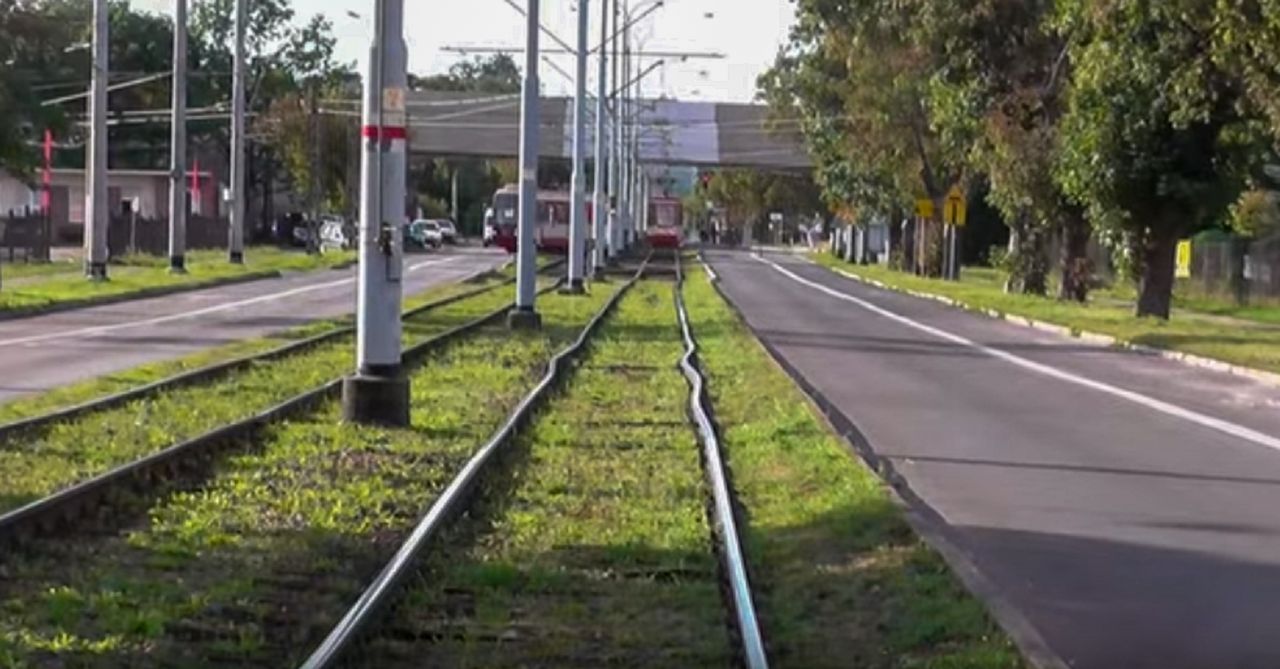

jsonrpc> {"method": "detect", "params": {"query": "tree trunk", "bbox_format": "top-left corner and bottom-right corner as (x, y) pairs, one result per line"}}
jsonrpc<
(1136, 226), (1178, 319)
(1004, 216), (1049, 295)
(1057, 209), (1092, 302)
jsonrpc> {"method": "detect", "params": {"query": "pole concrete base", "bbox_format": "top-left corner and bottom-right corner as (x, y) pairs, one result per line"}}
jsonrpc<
(85, 262), (108, 281)
(229, 250), (244, 264)
(342, 371), (410, 427)
(560, 279), (587, 295)
(169, 256), (187, 274)
(506, 306), (543, 330)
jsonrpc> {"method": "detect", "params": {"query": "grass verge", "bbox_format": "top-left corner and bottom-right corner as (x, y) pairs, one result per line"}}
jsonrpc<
(811, 253), (1280, 376)
(0, 265), (513, 424)
(0, 286), (615, 668)
(684, 265), (1024, 668)
(0, 277), (539, 517)
(361, 278), (732, 668)
(0, 247), (357, 315)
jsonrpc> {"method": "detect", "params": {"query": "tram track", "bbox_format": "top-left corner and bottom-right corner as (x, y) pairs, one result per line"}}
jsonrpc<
(0, 269), (624, 668)
(0, 270), (558, 547)
(298, 250), (768, 669)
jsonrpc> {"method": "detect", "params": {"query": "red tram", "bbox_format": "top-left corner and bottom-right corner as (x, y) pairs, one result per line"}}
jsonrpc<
(491, 185), (593, 254)
(646, 197), (683, 249)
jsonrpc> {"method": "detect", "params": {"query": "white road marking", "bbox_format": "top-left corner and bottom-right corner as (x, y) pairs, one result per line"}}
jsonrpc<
(752, 253), (1280, 452)
(0, 257), (456, 348)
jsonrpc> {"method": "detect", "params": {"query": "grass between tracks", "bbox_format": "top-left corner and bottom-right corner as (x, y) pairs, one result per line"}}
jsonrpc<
(811, 253), (1280, 375)
(361, 279), (733, 668)
(684, 266), (1024, 668)
(0, 247), (358, 314)
(0, 264), (514, 424)
(0, 273), (537, 518)
(0, 285), (615, 668)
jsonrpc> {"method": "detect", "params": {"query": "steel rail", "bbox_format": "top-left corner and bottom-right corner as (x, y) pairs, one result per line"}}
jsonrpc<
(298, 254), (653, 669)
(0, 279), (562, 546)
(674, 253), (769, 669)
(0, 261), (545, 444)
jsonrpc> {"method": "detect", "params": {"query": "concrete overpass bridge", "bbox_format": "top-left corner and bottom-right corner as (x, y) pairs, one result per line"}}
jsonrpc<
(378, 90), (812, 172)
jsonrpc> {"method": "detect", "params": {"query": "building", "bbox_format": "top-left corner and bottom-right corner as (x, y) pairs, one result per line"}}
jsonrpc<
(0, 168), (221, 242)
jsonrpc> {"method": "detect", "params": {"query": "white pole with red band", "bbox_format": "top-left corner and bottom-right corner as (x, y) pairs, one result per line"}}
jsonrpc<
(343, 0), (410, 426)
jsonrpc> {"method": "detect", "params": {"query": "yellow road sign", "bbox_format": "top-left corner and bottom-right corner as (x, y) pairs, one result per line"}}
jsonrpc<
(1176, 240), (1192, 279)
(915, 198), (934, 219)
(944, 185), (967, 227)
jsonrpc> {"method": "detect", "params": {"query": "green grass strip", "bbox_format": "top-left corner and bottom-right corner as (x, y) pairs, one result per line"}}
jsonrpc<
(811, 253), (1280, 376)
(0, 286), (616, 668)
(683, 265), (1024, 669)
(0, 247), (356, 314)
(0, 278), (538, 517)
(0, 266), (512, 424)
(361, 279), (734, 668)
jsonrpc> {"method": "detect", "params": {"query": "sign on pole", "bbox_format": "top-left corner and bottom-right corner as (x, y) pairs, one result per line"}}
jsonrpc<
(915, 198), (934, 220)
(944, 185), (967, 227)
(1176, 240), (1193, 279)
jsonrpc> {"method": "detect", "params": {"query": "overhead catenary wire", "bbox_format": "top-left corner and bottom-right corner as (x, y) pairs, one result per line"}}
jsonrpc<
(41, 71), (170, 106)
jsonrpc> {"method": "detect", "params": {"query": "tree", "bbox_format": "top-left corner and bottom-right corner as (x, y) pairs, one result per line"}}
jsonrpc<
(409, 54), (521, 93)
(761, 0), (969, 276)
(914, 0), (1093, 300)
(0, 0), (88, 177)
(1055, 0), (1264, 318)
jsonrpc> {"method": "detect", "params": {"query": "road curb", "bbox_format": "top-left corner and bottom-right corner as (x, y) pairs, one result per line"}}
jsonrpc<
(823, 262), (1280, 390)
(699, 252), (1071, 669)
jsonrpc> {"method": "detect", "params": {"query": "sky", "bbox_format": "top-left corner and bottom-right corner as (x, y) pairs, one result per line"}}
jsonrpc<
(133, 0), (798, 103)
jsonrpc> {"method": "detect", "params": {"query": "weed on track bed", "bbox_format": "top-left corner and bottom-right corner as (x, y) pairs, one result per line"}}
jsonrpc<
(0, 286), (614, 668)
(0, 278), (535, 518)
(359, 278), (733, 668)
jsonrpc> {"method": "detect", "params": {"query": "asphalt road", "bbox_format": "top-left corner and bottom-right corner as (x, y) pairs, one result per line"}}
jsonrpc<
(706, 248), (1280, 669)
(0, 247), (507, 402)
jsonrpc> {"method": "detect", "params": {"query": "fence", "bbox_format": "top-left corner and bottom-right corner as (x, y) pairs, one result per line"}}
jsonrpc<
(1190, 233), (1280, 303)
(0, 214), (53, 263)
(107, 216), (230, 257)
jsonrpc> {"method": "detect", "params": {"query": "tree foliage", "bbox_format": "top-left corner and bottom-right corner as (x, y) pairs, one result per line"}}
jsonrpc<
(763, 0), (1280, 318)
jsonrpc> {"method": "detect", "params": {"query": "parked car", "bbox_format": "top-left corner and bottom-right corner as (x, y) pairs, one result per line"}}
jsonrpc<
(273, 213), (311, 248)
(406, 219), (444, 250)
(319, 216), (356, 250)
(437, 219), (458, 244)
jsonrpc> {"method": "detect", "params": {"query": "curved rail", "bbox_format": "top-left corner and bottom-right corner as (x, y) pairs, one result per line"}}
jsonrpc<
(0, 260), (538, 443)
(0, 280), (561, 546)
(298, 255), (652, 669)
(674, 254), (769, 669)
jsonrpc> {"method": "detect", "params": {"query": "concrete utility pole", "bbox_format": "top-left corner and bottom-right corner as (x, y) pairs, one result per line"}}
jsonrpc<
(228, 0), (247, 263)
(606, 0), (620, 263)
(508, 0), (542, 329)
(591, 0), (609, 278)
(618, 27), (630, 253)
(450, 168), (458, 224)
(85, 0), (109, 280)
(342, 0), (409, 426)
(565, 0), (589, 293)
(167, 0), (188, 273)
